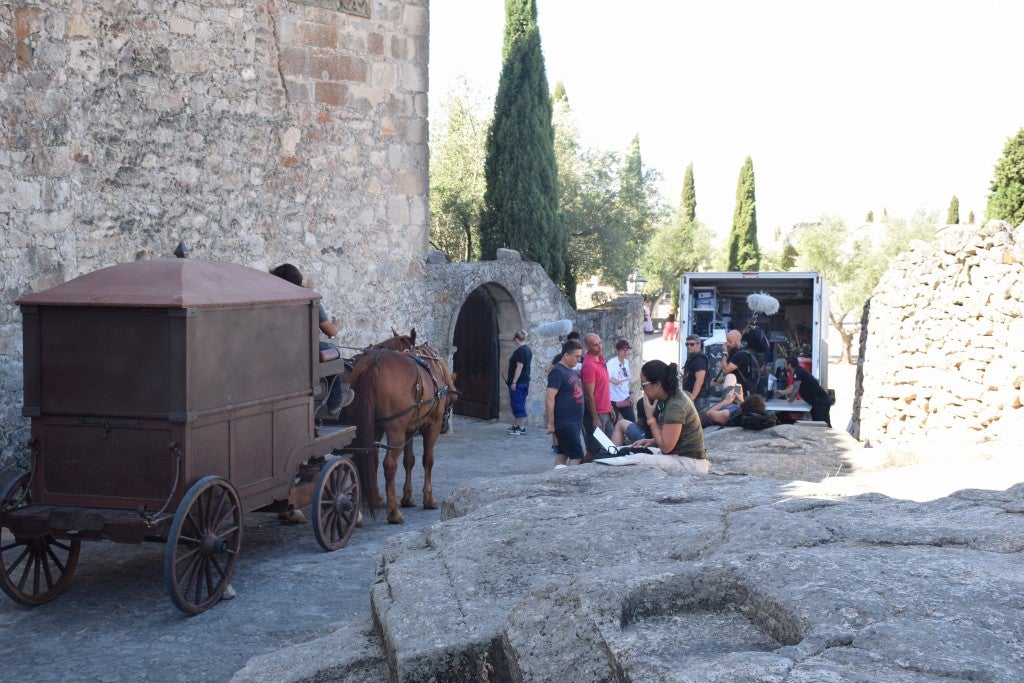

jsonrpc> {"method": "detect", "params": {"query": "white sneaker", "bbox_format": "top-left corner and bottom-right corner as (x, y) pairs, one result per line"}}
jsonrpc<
(554, 464), (569, 469)
(221, 584), (237, 600)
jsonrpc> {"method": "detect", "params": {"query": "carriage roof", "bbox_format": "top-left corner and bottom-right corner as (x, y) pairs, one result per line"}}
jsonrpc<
(16, 257), (319, 309)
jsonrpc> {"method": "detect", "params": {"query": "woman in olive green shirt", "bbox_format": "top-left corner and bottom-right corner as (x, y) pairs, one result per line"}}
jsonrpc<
(629, 359), (708, 473)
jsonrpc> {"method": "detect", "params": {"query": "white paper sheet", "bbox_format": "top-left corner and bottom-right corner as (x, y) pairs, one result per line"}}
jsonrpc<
(592, 427), (616, 451)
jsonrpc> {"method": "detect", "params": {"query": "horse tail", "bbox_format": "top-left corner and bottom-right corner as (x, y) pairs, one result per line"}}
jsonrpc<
(350, 357), (380, 517)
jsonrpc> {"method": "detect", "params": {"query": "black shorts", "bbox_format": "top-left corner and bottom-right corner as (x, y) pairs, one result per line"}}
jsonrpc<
(554, 426), (584, 460)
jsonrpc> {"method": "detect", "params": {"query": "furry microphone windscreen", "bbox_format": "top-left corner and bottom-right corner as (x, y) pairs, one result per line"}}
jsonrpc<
(532, 319), (573, 338)
(746, 292), (780, 315)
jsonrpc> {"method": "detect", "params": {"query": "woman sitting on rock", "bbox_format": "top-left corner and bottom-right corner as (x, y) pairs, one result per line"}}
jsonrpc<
(609, 359), (708, 473)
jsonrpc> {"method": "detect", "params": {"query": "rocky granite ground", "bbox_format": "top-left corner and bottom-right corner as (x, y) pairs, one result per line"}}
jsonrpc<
(235, 423), (1024, 682)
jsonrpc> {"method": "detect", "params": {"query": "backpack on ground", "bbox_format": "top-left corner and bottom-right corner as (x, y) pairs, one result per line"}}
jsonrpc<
(728, 411), (778, 431)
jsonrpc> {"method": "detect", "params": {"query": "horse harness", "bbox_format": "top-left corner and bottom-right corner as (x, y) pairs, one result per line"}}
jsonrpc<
(375, 345), (452, 429)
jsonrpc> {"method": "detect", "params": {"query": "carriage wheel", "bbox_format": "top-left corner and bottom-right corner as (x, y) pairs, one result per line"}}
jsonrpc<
(163, 476), (242, 614)
(0, 471), (80, 606)
(312, 456), (360, 551)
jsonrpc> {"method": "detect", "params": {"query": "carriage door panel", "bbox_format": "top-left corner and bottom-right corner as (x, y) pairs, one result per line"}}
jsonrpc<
(453, 289), (498, 420)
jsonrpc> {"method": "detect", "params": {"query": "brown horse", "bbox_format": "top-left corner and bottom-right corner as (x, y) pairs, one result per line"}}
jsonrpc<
(348, 343), (456, 524)
(316, 329), (418, 420)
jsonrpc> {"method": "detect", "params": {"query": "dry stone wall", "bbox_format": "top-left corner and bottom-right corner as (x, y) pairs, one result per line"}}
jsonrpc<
(1, 0), (432, 462)
(857, 220), (1024, 451)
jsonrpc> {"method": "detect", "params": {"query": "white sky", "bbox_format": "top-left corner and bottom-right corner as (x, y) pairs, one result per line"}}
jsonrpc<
(428, 1), (1024, 243)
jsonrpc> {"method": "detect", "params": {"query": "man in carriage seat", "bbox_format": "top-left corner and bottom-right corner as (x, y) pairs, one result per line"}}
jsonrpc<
(270, 264), (354, 417)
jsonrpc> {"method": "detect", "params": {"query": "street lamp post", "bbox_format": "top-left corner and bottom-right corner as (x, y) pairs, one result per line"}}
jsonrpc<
(627, 271), (647, 296)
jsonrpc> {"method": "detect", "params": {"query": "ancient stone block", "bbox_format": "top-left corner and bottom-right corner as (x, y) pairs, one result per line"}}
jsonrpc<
(314, 80), (346, 106)
(295, 20), (338, 49)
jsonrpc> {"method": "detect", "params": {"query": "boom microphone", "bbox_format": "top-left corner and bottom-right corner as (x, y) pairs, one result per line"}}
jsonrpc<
(746, 292), (779, 325)
(532, 319), (573, 338)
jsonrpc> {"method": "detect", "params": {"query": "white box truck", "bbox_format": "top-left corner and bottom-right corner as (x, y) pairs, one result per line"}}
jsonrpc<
(679, 271), (830, 389)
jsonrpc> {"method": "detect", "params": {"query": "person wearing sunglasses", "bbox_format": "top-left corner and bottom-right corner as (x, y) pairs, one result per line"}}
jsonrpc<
(682, 335), (711, 411)
(609, 359), (708, 473)
(606, 339), (635, 423)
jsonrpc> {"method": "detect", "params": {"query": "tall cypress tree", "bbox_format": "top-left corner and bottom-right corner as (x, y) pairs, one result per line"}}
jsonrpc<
(986, 127), (1024, 226)
(947, 195), (960, 224)
(616, 135), (657, 287)
(727, 156), (760, 271)
(680, 163), (696, 224)
(480, 0), (563, 283)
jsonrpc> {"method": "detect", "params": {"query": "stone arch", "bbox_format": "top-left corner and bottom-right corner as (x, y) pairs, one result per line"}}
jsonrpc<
(451, 283), (523, 420)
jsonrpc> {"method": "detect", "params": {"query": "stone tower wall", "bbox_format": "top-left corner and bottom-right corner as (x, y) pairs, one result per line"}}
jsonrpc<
(0, 0), (430, 462)
(857, 220), (1024, 451)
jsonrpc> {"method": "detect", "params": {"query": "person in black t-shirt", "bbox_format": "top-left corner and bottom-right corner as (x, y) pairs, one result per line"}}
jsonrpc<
(682, 334), (711, 411)
(721, 330), (760, 397)
(506, 329), (533, 435)
(777, 356), (831, 426)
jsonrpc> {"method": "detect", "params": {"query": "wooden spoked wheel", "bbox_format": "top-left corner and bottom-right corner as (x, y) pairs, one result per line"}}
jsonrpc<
(0, 471), (80, 606)
(312, 456), (360, 551)
(163, 476), (242, 614)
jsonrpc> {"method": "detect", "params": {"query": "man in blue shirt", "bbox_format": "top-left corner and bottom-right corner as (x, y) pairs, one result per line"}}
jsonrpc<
(546, 340), (585, 466)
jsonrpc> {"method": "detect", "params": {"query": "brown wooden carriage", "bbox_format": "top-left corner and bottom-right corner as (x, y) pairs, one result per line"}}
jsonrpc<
(0, 254), (360, 613)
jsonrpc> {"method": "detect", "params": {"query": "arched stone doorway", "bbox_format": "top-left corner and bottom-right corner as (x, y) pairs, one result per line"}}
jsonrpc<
(452, 284), (521, 420)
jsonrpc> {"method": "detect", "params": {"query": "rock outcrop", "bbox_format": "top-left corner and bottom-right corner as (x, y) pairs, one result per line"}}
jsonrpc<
(234, 425), (1024, 682)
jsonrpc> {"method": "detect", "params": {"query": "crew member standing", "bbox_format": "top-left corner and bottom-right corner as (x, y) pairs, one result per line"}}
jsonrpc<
(506, 329), (532, 435)
(546, 340), (586, 466)
(580, 333), (613, 461)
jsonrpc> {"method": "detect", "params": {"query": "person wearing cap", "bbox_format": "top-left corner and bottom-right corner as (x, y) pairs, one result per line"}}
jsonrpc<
(606, 339), (635, 423)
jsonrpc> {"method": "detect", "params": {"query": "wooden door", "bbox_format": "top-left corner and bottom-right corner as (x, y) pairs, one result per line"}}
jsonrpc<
(453, 289), (498, 419)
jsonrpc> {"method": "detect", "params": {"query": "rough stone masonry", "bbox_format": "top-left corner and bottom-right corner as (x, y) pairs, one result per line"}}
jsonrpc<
(0, 3), (622, 468)
(856, 220), (1024, 453)
(0, 0), (432, 460)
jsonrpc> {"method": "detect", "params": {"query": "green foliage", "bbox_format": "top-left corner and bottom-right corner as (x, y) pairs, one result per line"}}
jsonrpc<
(429, 80), (488, 261)
(680, 163), (696, 224)
(793, 210), (938, 361)
(480, 0), (564, 283)
(642, 162), (711, 305)
(727, 156), (760, 271)
(947, 195), (959, 225)
(779, 243), (798, 270)
(866, 210), (874, 223)
(968, 210), (975, 224)
(643, 216), (713, 302)
(880, 208), (939, 255)
(986, 127), (1024, 226)
(554, 96), (663, 303)
(615, 136), (659, 281)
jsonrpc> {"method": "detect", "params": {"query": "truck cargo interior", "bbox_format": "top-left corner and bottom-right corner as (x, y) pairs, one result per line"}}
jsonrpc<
(680, 272), (829, 388)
